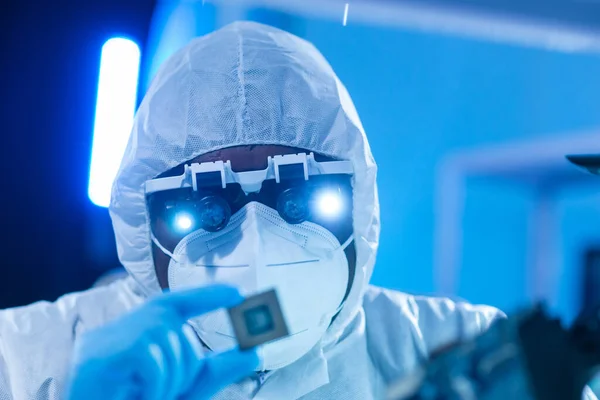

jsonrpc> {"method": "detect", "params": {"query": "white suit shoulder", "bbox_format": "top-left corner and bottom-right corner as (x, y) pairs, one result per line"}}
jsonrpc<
(362, 285), (505, 383)
(0, 278), (142, 399)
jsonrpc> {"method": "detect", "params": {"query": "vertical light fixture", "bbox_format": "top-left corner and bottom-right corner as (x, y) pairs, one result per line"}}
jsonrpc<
(88, 37), (141, 207)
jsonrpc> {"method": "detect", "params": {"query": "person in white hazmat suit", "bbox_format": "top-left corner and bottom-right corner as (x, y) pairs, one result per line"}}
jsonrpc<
(0, 21), (512, 400)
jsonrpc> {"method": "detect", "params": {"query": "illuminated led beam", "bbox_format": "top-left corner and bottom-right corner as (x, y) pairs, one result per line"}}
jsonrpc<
(88, 37), (141, 207)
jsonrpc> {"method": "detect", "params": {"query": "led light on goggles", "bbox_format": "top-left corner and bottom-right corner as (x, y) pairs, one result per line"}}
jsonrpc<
(167, 186), (345, 231)
(146, 152), (354, 234)
(173, 212), (194, 233)
(315, 189), (345, 219)
(166, 195), (232, 233)
(276, 187), (346, 224)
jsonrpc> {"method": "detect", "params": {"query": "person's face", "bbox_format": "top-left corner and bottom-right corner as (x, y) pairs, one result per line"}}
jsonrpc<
(150, 145), (356, 294)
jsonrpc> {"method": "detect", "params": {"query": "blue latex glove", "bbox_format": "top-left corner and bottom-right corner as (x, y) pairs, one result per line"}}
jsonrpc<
(66, 284), (258, 400)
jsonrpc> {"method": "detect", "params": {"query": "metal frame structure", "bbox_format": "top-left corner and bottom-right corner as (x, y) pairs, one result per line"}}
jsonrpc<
(434, 130), (600, 300)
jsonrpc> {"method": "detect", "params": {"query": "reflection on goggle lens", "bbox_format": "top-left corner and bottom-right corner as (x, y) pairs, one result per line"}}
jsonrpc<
(277, 188), (310, 224)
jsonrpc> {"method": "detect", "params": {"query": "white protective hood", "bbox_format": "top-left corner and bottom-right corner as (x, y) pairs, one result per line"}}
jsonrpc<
(109, 21), (380, 348)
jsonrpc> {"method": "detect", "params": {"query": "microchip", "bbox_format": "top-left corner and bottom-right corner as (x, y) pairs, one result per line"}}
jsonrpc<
(227, 289), (289, 350)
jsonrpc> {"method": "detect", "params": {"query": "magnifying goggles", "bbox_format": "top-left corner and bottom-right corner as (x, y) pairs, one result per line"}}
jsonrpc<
(145, 153), (354, 235)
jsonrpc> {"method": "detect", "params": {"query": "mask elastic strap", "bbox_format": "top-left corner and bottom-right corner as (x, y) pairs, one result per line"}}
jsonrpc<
(318, 235), (355, 325)
(340, 235), (354, 251)
(151, 233), (181, 263)
(332, 300), (345, 316)
(319, 300), (347, 327)
(325, 234), (354, 257)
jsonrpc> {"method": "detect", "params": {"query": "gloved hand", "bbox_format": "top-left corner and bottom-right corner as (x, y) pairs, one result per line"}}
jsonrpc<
(66, 284), (258, 400)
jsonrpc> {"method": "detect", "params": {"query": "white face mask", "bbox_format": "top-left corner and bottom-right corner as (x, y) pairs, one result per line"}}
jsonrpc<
(161, 202), (352, 371)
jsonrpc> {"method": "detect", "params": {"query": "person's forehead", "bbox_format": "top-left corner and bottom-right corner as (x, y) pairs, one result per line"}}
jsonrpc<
(190, 145), (334, 172)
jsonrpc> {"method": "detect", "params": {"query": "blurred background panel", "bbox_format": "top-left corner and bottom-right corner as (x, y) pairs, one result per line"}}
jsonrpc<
(2, 0), (600, 327)
(0, 0), (156, 308)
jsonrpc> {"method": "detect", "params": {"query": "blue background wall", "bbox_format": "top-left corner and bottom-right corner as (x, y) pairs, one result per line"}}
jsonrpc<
(300, 18), (600, 319)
